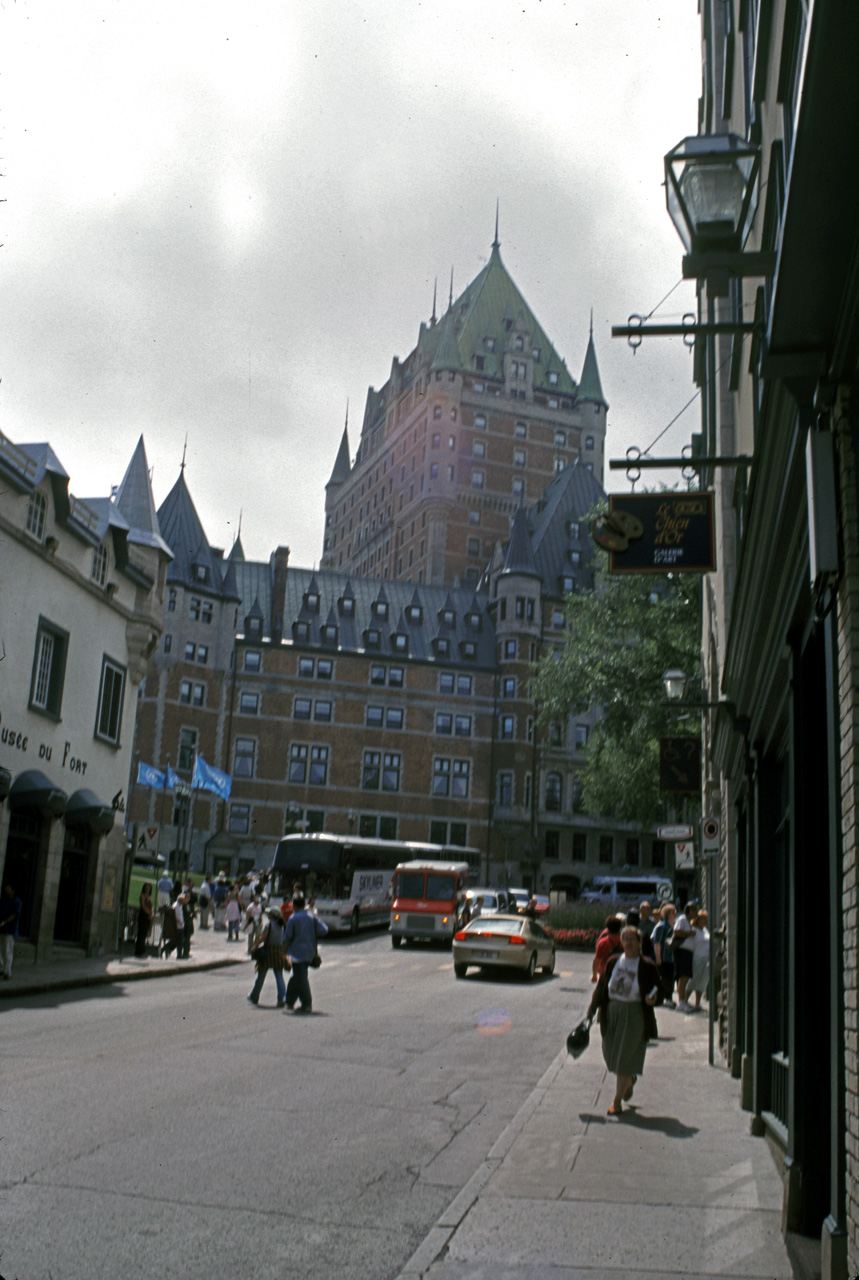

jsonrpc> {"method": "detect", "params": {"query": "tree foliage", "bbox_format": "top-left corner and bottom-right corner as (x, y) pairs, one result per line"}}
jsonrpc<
(533, 556), (701, 827)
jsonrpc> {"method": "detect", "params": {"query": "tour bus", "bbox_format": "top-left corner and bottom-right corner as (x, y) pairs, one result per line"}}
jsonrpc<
(268, 834), (478, 935)
(579, 874), (674, 907)
(389, 860), (471, 948)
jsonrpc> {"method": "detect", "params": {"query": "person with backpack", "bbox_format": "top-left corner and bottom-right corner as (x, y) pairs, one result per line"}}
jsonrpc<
(247, 908), (290, 1008)
(652, 903), (677, 1006)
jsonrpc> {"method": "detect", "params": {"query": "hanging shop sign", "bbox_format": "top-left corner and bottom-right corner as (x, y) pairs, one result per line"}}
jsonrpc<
(593, 492), (716, 574)
(659, 736), (701, 793)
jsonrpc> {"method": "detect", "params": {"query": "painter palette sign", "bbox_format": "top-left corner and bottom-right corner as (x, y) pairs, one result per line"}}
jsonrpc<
(600, 492), (716, 574)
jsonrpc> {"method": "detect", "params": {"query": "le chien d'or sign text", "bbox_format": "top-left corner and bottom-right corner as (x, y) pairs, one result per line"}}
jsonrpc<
(606, 492), (716, 574)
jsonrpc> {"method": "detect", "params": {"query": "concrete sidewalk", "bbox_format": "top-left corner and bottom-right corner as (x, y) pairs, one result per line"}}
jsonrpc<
(397, 1006), (793, 1280)
(0, 920), (249, 998)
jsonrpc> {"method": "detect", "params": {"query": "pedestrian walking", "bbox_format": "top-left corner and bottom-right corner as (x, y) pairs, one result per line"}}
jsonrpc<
(686, 909), (711, 1009)
(588, 924), (662, 1116)
(652, 903), (677, 1006)
(0, 884), (22, 979)
(135, 883), (154, 957)
(590, 915), (623, 983)
(156, 871), (173, 909)
(284, 892), (328, 1013)
(225, 884), (242, 942)
(198, 874), (214, 929)
(247, 909), (290, 1007)
(212, 873), (228, 930)
(672, 902), (698, 1011)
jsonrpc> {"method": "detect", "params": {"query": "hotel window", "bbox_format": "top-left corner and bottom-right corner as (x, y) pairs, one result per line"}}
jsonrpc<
(552, 610), (565, 630)
(430, 464), (439, 479)
(293, 697), (312, 720)
(164, 634), (172, 653)
(202, 601), (213, 624)
(387, 708), (404, 729)
(244, 650), (261, 672)
(179, 680), (193, 704)
(499, 714), (515, 740)
(626, 837), (640, 866)
(299, 657), (314, 678)
(190, 598), (201, 620)
(178, 727), (197, 771)
(454, 714), (471, 737)
(239, 691), (259, 715)
(314, 700), (332, 722)
(456, 674), (473, 696)
(573, 833), (588, 861)
(370, 664), (386, 685)
(436, 712), (453, 734)
(432, 757), (451, 797)
(95, 657), (126, 745)
(391, 633), (407, 653)
(471, 469), (485, 489)
(185, 642), (196, 661)
(197, 645), (209, 665)
(229, 803), (251, 835)
(91, 545), (108, 587)
(585, 435), (594, 449)
(468, 509), (480, 524)
(367, 705), (384, 728)
(168, 589), (177, 613)
(501, 677), (516, 698)
(548, 371), (559, 386)
(474, 413), (487, 429)
(440, 672), (455, 694)
(545, 830), (560, 860)
(555, 430), (566, 448)
(514, 421), (527, 438)
(451, 759), (470, 797)
(512, 478), (525, 499)
(317, 658), (333, 680)
(467, 537), (480, 557)
(599, 835), (614, 865)
(545, 772), (562, 812)
(310, 745), (329, 786)
(29, 618), (69, 718)
(233, 737), (256, 778)
(472, 439), (486, 459)
(25, 490), (47, 541)
(504, 639), (516, 659)
(575, 724), (588, 747)
(289, 744), (308, 783)
(513, 447), (526, 468)
(498, 772), (513, 806)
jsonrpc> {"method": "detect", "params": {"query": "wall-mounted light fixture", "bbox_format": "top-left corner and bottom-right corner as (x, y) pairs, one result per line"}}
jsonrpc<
(661, 668), (749, 734)
(664, 133), (775, 291)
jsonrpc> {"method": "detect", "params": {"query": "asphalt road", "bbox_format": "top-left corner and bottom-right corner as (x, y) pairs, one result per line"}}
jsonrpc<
(0, 930), (590, 1280)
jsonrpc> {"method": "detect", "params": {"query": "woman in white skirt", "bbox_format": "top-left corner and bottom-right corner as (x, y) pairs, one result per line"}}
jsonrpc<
(588, 926), (662, 1116)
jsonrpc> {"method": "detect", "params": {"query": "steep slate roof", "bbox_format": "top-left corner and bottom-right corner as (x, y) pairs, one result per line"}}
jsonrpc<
(158, 471), (227, 594)
(113, 436), (173, 556)
(326, 424), (352, 487)
(528, 461), (605, 594)
(578, 328), (607, 407)
(500, 503), (541, 578)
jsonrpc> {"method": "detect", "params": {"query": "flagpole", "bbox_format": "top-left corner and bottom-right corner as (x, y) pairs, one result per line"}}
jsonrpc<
(184, 758), (199, 879)
(157, 755), (170, 870)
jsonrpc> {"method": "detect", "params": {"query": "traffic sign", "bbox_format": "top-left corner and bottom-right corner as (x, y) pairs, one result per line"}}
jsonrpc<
(701, 816), (720, 858)
(675, 841), (695, 869)
(658, 824), (694, 840)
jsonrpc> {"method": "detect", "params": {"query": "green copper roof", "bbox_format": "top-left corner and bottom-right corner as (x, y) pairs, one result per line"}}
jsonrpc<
(578, 330), (607, 406)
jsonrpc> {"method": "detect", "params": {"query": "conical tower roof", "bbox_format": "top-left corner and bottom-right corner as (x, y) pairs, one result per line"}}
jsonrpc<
(578, 323), (607, 407)
(500, 503), (540, 578)
(158, 470), (223, 592)
(114, 436), (172, 555)
(326, 423), (352, 487)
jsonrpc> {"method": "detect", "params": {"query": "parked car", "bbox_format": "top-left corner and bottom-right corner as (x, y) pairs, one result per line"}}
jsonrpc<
(452, 914), (556, 980)
(464, 888), (514, 918)
(508, 888), (531, 914)
(529, 894), (551, 916)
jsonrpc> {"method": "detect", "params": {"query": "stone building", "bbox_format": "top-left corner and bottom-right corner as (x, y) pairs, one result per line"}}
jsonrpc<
(321, 234), (608, 587)
(656, 4), (859, 1277)
(128, 458), (669, 889)
(0, 431), (171, 962)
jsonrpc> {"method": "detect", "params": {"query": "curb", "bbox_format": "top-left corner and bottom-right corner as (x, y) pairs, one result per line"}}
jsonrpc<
(0, 954), (247, 1000)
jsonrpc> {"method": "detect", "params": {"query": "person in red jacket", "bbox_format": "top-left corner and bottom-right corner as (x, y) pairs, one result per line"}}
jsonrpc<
(590, 915), (623, 984)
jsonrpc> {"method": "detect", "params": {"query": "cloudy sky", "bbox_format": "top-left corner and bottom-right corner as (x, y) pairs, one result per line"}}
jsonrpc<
(2, 0), (702, 568)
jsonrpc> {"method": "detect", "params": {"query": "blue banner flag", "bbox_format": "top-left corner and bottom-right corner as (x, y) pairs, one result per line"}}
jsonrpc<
(192, 754), (232, 800)
(165, 764), (182, 791)
(137, 761), (166, 789)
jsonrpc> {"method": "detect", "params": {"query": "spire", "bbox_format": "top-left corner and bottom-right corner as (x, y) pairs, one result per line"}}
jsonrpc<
(449, 266), (454, 311)
(492, 199), (500, 252)
(180, 434), (188, 475)
(114, 435), (172, 555)
(326, 416), (352, 488)
(578, 320), (608, 407)
(500, 503), (540, 579)
(431, 278), (438, 326)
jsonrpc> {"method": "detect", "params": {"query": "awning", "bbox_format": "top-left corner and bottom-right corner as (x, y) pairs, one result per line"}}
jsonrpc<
(65, 788), (116, 835)
(0, 767), (11, 802)
(8, 769), (68, 818)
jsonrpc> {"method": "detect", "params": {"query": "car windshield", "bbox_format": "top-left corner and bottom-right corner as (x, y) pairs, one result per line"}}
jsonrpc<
(466, 917), (522, 936)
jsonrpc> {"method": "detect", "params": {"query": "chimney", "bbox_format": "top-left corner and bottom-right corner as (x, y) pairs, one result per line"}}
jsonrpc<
(270, 545), (290, 643)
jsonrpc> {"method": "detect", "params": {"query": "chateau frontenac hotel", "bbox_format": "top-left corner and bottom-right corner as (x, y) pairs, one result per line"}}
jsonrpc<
(126, 234), (672, 887)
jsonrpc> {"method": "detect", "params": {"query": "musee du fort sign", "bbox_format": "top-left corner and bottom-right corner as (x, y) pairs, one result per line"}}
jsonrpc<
(593, 492), (716, 574)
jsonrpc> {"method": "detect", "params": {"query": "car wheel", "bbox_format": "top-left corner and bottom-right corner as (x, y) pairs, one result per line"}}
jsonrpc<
(454, 962), (467, 978)
(350, 909), (360, 936)
(391, 933), (402, 949)
(542, 949), (556, 976)
(526, 951), (537, 981)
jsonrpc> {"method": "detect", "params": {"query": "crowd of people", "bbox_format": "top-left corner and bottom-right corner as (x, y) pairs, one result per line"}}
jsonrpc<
(586, 899), (711, 1116)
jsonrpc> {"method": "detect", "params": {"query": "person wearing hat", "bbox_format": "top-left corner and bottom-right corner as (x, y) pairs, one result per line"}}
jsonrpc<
(247, 907), (290, 1007)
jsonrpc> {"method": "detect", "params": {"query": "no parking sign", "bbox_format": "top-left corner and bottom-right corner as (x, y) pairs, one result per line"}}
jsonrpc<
(702, 816), (720, 858)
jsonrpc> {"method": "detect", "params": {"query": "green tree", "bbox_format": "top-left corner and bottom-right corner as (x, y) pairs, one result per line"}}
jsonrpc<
(533, 557), (700, 827)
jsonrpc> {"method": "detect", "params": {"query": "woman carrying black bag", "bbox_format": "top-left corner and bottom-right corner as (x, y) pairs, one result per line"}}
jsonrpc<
(247, 909), (290, 1008)
(587, 925), (662, 1116)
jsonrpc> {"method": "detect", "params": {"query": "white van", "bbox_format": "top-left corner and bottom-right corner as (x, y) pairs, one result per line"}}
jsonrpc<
(580, 875), (673, 907)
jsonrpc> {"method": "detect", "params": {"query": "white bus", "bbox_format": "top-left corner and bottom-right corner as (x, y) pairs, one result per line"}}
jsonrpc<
(268, 834), (479, 934)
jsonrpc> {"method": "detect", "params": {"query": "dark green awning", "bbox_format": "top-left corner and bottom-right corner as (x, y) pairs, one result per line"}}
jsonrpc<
(8, 769), (68, 818)
(65, 788), (116, 835)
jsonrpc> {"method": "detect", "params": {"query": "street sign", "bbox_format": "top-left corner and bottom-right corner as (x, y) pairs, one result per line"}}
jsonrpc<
(701, 816), (720, 858)
(675, 841), (695, 869)
(657, 824), (694, 840)
(659, 737), (701, 792)
(135, 824), (160, 855)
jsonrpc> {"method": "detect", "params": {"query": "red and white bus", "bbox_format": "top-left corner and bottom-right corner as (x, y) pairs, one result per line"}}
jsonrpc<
(390, 859), (471, 947)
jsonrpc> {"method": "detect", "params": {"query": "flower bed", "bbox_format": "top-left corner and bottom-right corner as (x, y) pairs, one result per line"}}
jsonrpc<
(543, 925), (601, 950)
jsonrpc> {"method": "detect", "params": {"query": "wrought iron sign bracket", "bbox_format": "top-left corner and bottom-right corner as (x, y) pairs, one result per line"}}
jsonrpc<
(609, 446), (753, 485)
(612, 312), (761, 352)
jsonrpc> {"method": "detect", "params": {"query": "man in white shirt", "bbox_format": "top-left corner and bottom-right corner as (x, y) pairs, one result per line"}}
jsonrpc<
(672, 903), (698, 1011)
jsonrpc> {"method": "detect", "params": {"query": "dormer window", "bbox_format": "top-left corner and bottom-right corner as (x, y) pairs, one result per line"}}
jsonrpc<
(514, 336), (524, 351)
(460, 641), (477, 660)
(304, 591), (320, 613)
(371, 600), (388, 620)
(339, 597), (355, 616)
(391, 633), (408, 653)
(194, 564), (208, 584)
(568, 520), (580, 539)
(466, 612), (481, 631)
(440, 609), (455, 627)
(246, 615), (263, 637)
(547, 371), (559, 386)
(365, 628), (381, 649)
(293, 620), (309, 641)
(433, 637), (450, 657)
(406, 605), (422, 624)
(474, 413), (487, 430)
(532, 347), (541, 361)
(320, 624), (338, 644)
(26, 490), (47, 541)
(569, 550), (581, 566)
(91, 545), (108, 587)
(484, 337), (495, 351)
